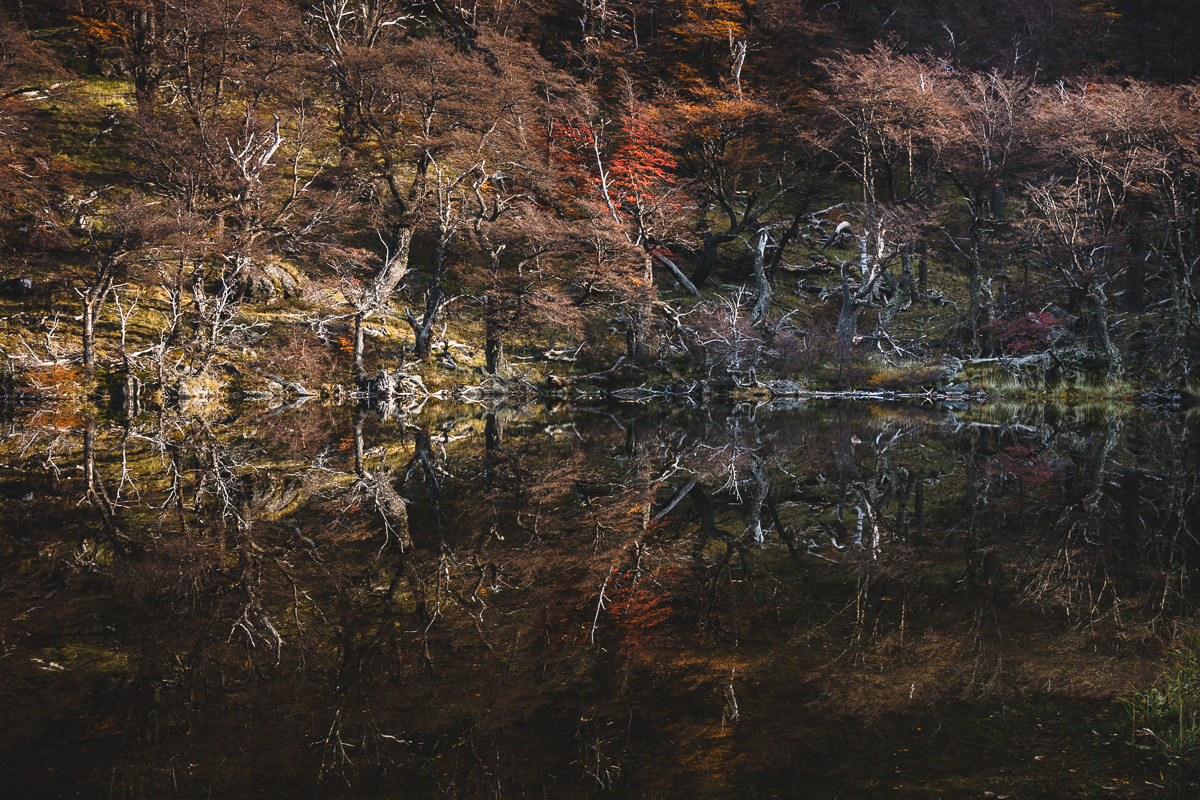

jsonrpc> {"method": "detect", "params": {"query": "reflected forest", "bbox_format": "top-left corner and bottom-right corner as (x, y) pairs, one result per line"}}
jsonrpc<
(4, 400), (1200, 797)
(3, 1), (1200, 798)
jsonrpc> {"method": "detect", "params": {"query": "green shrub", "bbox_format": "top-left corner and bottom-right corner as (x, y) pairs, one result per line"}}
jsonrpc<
(1123, 630), (1200, 760)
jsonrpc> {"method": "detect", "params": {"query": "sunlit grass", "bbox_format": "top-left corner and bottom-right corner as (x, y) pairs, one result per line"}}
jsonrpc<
(73, 77), (135, 109)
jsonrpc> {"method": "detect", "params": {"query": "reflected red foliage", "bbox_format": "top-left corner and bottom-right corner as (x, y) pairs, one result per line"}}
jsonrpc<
(986, 444), (1059, 483)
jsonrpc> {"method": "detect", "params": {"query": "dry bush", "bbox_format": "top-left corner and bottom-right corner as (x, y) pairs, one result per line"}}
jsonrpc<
(684, 297), (806, 378)
(786, 308), (842, 382)
(760, 319), (808, 376)
(255, 325), (343, 386)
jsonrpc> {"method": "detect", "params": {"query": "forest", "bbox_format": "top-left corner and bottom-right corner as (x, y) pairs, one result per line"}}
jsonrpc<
(1, 0), (1199, 403)
(6, 4), (1200, 797)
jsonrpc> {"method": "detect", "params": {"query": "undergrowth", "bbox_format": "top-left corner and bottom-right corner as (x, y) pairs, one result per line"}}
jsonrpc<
(1123, 630), (1200, 762)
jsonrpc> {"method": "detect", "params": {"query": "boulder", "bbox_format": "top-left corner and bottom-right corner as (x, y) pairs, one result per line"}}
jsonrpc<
(2, 277), (34, 297)
(243, 262), (306, 303)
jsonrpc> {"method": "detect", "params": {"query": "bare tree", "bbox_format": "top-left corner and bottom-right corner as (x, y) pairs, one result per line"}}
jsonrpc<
(937, 70), (1032, 351)
(73, 192), (177, 369)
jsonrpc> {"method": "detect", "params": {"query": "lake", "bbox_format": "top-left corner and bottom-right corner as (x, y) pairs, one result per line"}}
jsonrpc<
(1, 397), (1196, 798)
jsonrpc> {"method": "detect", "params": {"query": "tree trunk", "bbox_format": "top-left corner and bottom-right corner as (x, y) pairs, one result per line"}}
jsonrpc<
(626, 255), (654, 362)
(82, 276), (112, 370)
(835, 260), (861, 356)
(767, 209), (807, 280)
(690, 231), (733, 288)
(353, 309), (367, 375)
(412, 304), (439, 359)
(113, 372), (141, 417)
(134, 73), (158, 117)
(625, 417), (653, 531)
(900, 249), (919, 304)
(130, 6), (160, 119)
(485, 411), (502, 454)
(411, 233), (446, 360)
(484, 249), (505, 374)
(485, 321), (505, 374)
(353, 410), (366, 477)
(84, 419), (122, 551)
(749, 228), (770, 325)
(966, 220), (984, 351)
(989, 183), (1006, 220)
(83, 297), (98, 370)
(878, 268), (908, 333)
(1084, 282), (1123, 379)
(1077, 415), (1121, 514)
(653, 252), (699, 297)
(746, 458), (768, 544)
(626, 306), (650, 362)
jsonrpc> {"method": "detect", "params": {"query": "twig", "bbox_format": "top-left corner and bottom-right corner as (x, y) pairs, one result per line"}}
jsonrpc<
(589, 566), (618, 646)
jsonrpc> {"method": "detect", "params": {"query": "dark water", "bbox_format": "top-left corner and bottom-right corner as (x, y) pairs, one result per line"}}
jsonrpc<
(1, 399), (1197, 798)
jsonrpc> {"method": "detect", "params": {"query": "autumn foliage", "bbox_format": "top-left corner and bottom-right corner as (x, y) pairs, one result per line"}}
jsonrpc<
(0, 0), (1197, 385)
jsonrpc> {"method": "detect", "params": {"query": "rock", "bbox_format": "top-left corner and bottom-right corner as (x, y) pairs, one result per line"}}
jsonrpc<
(360, 369), (426, 398)
(767, 380), (807, 397)
(243, 262), (306, 303)
(2, 277), (34, 297)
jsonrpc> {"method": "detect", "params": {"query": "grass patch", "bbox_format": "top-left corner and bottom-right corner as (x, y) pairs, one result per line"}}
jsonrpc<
(1123, 629), (1200, 762)
(865, 359), (953, 392)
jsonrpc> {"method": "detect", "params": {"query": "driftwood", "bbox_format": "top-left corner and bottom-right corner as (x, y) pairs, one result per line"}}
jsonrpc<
(653, 477), (699, 521)
(455, 374), (540, 401)
(548, 357), (631, 388)
(514, 346), (581, 362)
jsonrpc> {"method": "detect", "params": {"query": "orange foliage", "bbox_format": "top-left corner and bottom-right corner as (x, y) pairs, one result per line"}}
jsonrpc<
(16, 364), (86, 400)
(556, 564), (675, 655)
(550, 110), (676, 207)
(29, 408), (86, 431)
(607, 567), (675, 654)
(66, 15), (128, 46)
(658, 0), (752, 91)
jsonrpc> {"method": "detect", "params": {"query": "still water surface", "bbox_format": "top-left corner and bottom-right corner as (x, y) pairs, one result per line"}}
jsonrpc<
(1, 399), (1196, 798)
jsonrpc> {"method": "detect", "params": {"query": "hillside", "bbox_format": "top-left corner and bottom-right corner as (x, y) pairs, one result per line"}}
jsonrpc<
(1, 1), (1198, 408)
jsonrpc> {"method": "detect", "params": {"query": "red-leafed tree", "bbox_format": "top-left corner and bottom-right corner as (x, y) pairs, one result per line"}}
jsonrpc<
(551, 97), (688, 360)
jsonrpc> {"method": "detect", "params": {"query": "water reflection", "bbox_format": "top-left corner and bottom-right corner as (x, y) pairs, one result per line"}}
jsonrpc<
(0, 401), (1196, 797)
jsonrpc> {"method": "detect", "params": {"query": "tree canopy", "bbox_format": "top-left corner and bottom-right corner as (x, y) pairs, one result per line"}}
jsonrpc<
(0, 0), (1198, 394)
